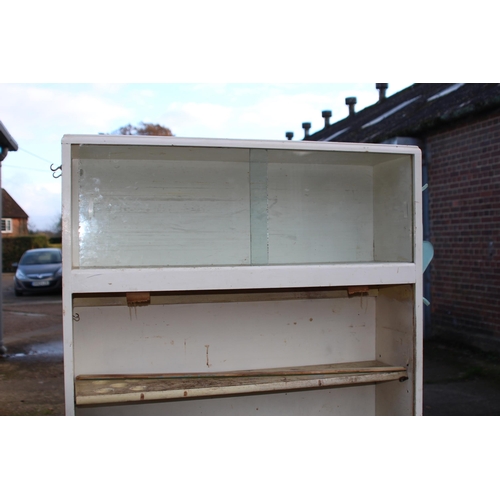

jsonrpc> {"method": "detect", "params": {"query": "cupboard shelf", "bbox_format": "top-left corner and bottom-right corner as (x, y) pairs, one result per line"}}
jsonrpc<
(75, 361), (407, 407)
(68, 262), (417, 294)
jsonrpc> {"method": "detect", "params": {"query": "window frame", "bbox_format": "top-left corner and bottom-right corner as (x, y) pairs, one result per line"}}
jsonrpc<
(1, 218), (13, 233)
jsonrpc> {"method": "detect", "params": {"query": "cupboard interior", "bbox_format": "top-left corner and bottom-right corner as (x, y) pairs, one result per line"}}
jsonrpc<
(72, 284), (415, 416)
(73, 145), (413, 269)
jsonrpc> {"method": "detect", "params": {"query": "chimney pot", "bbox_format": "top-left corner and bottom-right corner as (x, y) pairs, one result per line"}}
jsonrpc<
(302, 122), (311, 139)
(376, 83), (388, 102)
(285, 131), (294, 140)
(322, 110), (332, 128)
(345, 97), (357, 116)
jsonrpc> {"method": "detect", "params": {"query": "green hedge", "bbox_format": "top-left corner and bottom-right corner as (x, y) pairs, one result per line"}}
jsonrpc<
(2, 235), (51, 272)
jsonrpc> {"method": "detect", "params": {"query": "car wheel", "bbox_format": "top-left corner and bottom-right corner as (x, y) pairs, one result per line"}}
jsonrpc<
(14, 289), (23, 297)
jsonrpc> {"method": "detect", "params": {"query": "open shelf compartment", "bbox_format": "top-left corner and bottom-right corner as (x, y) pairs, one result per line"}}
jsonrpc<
(71, 140), (415, 269)
(69, 284), (418, 415)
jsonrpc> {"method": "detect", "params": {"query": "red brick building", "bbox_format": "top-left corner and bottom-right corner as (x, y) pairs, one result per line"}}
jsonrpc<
(2, 188), (29, 237)
(298, 83), (500, 352)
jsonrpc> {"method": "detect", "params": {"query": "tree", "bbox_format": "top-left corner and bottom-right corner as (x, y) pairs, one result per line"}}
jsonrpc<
(114, 122), (174, 136)
(50, 216), (62, 238)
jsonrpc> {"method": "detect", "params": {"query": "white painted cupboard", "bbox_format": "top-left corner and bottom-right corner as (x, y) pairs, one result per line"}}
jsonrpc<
(62, 135), (423, 415)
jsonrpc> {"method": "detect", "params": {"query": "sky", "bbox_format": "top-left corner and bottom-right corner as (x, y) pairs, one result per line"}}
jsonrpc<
(0, 82), (416, 230)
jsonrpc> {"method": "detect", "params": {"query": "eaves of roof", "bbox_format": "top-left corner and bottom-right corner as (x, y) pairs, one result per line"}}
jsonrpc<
(306, 83), (500, 144)
(0, 121), (18, 151)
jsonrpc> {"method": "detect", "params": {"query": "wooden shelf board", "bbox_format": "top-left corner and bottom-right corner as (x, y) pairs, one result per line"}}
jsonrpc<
(75, 361), (407, 406)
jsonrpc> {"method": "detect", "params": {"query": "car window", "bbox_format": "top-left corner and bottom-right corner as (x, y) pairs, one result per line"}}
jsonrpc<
(20, 251), (62, 265)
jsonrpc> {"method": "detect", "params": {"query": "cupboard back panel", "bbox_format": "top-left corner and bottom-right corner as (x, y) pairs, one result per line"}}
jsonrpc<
(73, 295), (376, 376)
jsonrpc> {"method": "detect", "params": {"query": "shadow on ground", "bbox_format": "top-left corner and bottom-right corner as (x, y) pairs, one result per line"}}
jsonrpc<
(423, 337), (500, 416)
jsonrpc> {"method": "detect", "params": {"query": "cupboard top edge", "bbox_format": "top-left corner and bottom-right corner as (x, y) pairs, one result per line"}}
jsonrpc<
(62, 135), (421, 156)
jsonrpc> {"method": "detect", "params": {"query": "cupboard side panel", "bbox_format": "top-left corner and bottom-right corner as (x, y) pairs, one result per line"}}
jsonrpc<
(63, 143), (75, 415)
(373, 157), (413, 262)
(375, 285), (415, 415)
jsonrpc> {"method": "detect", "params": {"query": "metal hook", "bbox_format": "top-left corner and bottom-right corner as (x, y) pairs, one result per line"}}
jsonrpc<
(50, 163), (62, 179)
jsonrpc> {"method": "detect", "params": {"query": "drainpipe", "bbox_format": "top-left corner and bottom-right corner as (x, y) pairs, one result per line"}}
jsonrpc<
(422, 138), (432, 339)
(0, 122), (19, 356)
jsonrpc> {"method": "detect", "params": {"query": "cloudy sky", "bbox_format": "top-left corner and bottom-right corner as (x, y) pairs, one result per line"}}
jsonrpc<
(1, 82), (414, 230)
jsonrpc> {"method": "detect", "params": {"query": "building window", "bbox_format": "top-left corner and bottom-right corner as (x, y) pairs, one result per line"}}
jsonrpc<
(2, 218), (13, 233)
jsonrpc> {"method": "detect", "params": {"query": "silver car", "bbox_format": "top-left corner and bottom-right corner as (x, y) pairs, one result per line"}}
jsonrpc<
(13, 248), (62, 296)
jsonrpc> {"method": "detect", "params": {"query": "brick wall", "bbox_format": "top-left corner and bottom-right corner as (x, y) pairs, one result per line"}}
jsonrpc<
(2, 217), (28, 237)
(427, 109), (500, 350)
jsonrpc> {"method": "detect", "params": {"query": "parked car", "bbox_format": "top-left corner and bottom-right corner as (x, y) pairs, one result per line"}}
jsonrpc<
(13, 248), (62, 296)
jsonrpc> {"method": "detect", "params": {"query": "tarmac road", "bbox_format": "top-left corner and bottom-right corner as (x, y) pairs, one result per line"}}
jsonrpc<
(1, 272), (500, 416)
(0, 273), (64, 416)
